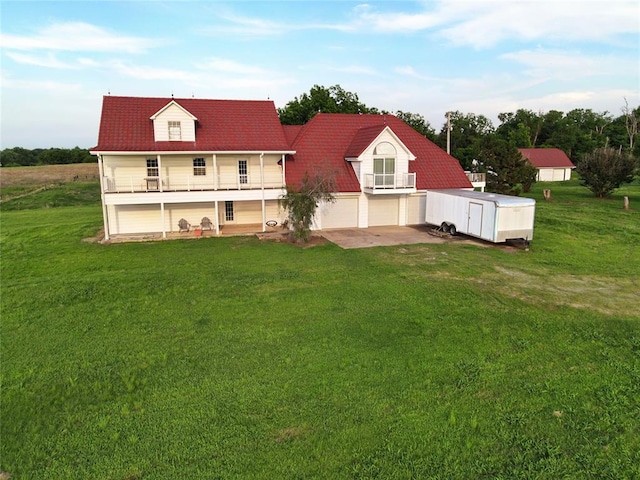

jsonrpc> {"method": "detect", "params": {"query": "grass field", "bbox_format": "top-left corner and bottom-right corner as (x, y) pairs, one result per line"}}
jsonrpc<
(1, 170), (639, 479)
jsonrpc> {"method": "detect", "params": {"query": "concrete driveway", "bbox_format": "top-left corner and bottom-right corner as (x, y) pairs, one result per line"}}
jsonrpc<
(321, 225), (456, 249)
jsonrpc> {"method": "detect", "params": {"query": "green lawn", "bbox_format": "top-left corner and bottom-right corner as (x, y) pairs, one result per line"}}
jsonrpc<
(1, 180), (639, 479)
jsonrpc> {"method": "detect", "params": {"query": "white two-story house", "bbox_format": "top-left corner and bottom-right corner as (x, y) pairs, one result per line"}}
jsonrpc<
(91, 96), (472, 240)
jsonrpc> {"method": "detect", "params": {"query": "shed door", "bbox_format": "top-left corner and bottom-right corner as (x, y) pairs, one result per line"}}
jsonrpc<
(468, 202), (483, 237)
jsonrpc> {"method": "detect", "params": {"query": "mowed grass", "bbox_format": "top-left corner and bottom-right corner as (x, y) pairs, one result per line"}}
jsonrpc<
(1, 179), (639, 479)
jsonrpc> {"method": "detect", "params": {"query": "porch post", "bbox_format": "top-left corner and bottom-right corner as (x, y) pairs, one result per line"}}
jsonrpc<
(160, 202), (166, 238)
(97, 155), (110, 241)
(214, 200), (220, 235)
(158, 154), (163, 192)
(260, 152), (266, 232)
(213, 154), (218, 190)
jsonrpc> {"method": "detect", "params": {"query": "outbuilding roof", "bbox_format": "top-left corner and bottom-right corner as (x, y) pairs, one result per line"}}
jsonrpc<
(92, 96), (292, 152)
(518, 148), (575, 168)
(286, 113), (472, 192)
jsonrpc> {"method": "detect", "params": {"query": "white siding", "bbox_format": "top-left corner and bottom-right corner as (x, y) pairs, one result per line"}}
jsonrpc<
(406, 193), (426, 225)
(368, 196), (400, 226)
(359, 129), (413, 182)
(152, 103), (196, 142)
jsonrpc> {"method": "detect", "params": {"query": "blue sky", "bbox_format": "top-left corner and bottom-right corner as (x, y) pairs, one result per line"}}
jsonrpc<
(1, 0), (638, 149)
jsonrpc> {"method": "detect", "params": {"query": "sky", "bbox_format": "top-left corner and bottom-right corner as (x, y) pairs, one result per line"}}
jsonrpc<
(1, 0), (638, 149)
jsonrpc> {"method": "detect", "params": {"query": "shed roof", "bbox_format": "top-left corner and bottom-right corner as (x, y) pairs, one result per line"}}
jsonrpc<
(518, 148), (575, 168)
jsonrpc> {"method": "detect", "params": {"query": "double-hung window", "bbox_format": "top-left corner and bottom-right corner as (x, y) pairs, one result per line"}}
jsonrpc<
(168, 121), (181, 140)
(146, 158), (159, 177)
(193, 157), (206, 176)
(238, 160), (248, 185)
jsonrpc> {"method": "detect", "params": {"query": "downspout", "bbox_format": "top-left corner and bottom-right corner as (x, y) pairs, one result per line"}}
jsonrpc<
(97, 154), (110, 241)
(260, 152), (266, 232)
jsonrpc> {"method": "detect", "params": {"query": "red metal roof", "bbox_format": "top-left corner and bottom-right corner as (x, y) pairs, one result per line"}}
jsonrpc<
(286, 113), (472, 192)
(93, 97), (471, 193)
(93, 96), (292, 152)
(519, 148), (575, 168)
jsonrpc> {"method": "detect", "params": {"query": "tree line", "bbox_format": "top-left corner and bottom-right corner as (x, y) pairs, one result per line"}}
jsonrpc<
(278, 85), (639, 167)
(0, 146), (96, 167)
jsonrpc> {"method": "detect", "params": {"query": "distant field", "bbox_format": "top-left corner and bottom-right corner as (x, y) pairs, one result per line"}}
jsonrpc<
(0, 163), (98, 187)
(1, 175), (639, 479)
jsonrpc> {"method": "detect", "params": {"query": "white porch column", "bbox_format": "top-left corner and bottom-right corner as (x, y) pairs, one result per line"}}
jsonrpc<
(281, 154), (286, 186)
(260, 153), (266, 232)
(214, 200), (220, 235)
(97, 155), (110, 241)
(213, 154), (218, 190)
(158, 154), (164, 192)
(160, 202), (166, 238)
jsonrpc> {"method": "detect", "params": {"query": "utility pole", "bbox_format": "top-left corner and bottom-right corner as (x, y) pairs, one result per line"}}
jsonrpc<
(446, 111), (451, 155)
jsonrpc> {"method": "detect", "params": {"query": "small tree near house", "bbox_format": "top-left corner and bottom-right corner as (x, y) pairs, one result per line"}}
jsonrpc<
(279, 169), (336, 243)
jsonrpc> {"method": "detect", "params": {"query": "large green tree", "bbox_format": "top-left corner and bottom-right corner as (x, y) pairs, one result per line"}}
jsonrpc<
(278, 85), (374, 125)
(435, 111), (494, 170)
(474, 135), (537, 195)
(576, 147), (637, 198)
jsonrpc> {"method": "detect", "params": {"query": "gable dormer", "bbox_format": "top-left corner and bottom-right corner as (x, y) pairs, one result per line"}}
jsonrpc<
(150, 100), (198, 142)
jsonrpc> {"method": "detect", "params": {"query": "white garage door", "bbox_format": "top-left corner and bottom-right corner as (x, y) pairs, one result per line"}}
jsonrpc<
(320, 197), (358, 229)
(368, 196), (399, 226)
(110, 204), (162, 234)
(552, 168), (567, 181)
(406, 194), (426, 225)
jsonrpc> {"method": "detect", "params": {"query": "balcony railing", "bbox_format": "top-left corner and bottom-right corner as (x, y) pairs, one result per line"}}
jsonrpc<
(363, 173), (416, 190)
(104, 173), (284, 193)
(465, 172), (486, 184)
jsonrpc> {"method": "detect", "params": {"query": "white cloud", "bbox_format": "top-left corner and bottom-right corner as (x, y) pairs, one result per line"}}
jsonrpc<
(106, 61), (193, 81)
(195, 57), (267, 75)
(4, 52), (80, 69)
(0, 22), (156, 53)
(354, 0), (639, 48)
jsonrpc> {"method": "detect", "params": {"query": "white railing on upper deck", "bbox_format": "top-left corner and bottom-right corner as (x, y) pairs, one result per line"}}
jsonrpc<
(465, 172), (486, 184)
(103, 173), (284, 193)
(363, 173), (416, 190)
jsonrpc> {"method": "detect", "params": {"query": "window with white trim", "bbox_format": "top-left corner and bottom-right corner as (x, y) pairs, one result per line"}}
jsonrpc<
(238, 160), (248, 184)
(193, 157), (206, 176)
(168, 121), (182, 140)
(146, 158), (159, 177)
(373, 142), (396, 187)
(225, 201), (234, 221)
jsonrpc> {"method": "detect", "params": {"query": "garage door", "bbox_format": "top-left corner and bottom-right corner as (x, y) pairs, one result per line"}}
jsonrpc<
(552, 168), (567, 181)
(111, 204), (162, 234)
(406, 194), (426, 225)
(368, 196), (399, 226)
(320, 197), (358, 229)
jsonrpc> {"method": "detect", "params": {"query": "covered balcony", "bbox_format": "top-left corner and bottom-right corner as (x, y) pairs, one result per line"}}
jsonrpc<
(103, 171), (284, 193)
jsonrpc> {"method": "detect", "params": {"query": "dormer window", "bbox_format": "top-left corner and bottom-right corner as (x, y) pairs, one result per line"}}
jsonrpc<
(168, 121), (182, 141)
